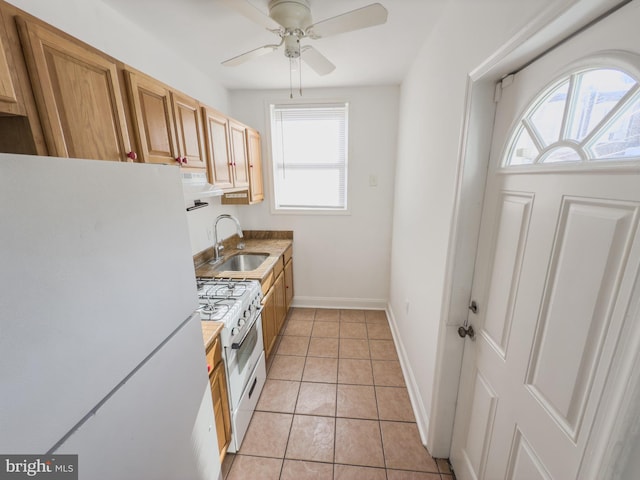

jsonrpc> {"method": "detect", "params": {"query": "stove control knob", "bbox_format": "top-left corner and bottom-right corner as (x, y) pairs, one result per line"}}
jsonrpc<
(244, 310), (250, 319)
(238, 318), (246, 327)
(231, 327), (239, 336)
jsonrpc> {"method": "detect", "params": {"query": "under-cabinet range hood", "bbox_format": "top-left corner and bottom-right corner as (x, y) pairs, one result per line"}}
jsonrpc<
(181, 171), (223, 200)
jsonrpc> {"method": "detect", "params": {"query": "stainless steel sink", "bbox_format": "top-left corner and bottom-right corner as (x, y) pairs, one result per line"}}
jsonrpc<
(211, 253), (269, 272)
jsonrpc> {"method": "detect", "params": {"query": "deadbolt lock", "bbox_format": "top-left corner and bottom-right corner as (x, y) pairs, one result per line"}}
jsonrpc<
(468, 300), (479, 314)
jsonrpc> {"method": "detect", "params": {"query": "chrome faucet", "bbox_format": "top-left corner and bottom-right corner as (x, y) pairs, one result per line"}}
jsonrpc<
(213, 214), (245, 261)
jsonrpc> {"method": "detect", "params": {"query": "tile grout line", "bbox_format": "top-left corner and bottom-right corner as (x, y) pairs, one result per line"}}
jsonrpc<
(276, 308), (310, 479)
(333, 308), (342, 475)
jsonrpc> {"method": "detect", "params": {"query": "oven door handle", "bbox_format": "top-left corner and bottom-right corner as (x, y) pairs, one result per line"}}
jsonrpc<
(231, 307), (263, 350)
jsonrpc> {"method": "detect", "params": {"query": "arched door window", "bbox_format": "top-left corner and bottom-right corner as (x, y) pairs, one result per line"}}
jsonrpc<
(503, 67), (640, 167)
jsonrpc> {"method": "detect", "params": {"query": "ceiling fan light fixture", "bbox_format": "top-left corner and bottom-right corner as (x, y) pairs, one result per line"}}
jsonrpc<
(268, 0), (312, 29)
(283, 33), (301, 58)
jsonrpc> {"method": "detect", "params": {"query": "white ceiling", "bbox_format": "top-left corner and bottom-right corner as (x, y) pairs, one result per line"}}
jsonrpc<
(99, 0), (448, 90)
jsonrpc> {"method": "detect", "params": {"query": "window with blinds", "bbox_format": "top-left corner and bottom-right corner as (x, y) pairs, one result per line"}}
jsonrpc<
(269, 103), (349, 211)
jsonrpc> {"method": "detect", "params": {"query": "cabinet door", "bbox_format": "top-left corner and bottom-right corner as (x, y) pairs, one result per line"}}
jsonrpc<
(284, 258), (294, 311)
(172, 92), (205, 169)
(126, 70), (178, 165)
(202, 106), (233, 189)
(261, 287), (277, 359)
(0, 9), (23, 115)
(274, 271), (287, 335)
(210, 362), (232, 459)
(228, 119), (250, 189)
(17, 17), (132, 161)
(246, 127), (264, 203)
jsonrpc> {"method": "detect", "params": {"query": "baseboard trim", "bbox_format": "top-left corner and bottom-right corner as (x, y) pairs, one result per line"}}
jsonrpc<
(291, 296), (387, 310)
(386, 303), (431, 450)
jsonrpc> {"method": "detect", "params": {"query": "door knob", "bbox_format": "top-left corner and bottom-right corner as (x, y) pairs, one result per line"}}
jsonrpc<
(458, 325), (475, 339)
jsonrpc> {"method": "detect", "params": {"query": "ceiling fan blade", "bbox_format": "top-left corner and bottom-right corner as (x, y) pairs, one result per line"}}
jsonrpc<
(220, 0), (281, 30)
(222, 44), (280, 67)
(306, 3), (388, 39)
(301, 46), (336, 76)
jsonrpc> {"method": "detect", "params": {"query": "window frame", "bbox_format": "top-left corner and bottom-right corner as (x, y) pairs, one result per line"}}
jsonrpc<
(499, 52), (640, 174)
(265, 99), (351, 215)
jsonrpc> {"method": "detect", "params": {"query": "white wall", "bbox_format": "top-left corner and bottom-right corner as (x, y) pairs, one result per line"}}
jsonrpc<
(229, 86), (399, 308)
(5, 0), (241, 255)
(389, 0), (554, 457)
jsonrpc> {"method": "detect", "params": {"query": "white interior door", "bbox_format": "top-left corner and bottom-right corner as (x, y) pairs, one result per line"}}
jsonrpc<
(450, 3), (640, 479)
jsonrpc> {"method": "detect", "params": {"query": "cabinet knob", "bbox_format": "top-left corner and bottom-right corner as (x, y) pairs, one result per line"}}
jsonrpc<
(250, 164), (254, 168)
(126, 151), (137, 161)
(182, 157), (188, 164)
(175, 157), (182, 164)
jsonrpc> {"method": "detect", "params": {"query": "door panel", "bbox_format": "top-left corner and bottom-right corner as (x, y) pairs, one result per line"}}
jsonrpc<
(202, 106), (233, 189)
(17, 18), (131, 160)
(482, 192), (533, 357)
(173, 93), (206, 169)
(526, 198), (639, 439)
(462, 372), (497, 479)
(505, 430), (551, 480)
(450, 3), (640, 479)
(228, 119), (249, 189)
(247, 127), (264, 203)
(126, 70), (177, 165)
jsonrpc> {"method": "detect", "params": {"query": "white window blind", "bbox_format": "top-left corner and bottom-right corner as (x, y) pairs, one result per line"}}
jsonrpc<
(270, 103), (348, 210)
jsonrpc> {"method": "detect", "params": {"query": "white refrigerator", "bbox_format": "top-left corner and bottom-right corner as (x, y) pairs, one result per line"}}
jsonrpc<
(0, 154), (221, 479)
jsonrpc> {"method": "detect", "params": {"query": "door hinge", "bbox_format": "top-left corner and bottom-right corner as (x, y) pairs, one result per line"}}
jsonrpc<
(494, 74), (515, 103)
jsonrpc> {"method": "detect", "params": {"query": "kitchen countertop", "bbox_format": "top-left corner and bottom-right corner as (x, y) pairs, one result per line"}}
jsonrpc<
(194, 238), (293, 283)
(201, 321), (224, 351)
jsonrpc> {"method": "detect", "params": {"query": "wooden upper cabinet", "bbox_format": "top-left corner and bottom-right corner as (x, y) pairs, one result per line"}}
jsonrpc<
(0, 9), (23, 115)
(16, 17), (132, 161)
(125, 70), (178, 165)
(172, 92), (205, 169)
(246, 127), (264, 203)
(202, 106), (233, 188)
(228, 119), (250, 189)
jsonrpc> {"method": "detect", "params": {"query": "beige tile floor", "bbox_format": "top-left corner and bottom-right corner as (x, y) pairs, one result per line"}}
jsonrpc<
(222, 308), (456, 480)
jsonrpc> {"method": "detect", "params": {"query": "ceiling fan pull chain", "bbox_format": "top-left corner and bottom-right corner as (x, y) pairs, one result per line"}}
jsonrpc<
(289, 56), (294, 99)
(299, 46), (303, 97)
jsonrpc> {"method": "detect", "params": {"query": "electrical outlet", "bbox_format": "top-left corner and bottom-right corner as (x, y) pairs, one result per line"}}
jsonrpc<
(405, 299), (410, 314)
(369, 174), (378, 187)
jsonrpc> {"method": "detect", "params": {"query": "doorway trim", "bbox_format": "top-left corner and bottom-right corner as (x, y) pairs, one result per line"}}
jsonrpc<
(427, 0), (633, 459)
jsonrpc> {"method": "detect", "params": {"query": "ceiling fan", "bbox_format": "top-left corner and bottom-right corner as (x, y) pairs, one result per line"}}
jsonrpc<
(220, 0), (388, 77)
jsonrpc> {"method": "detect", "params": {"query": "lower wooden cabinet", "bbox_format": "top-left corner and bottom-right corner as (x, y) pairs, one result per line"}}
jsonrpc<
(274, 271), (286, 335)
(284, 258), (294, 311)
(261, 286), (278, 359)
(262, 253), (294, 360)
(207, 335), (231, 461)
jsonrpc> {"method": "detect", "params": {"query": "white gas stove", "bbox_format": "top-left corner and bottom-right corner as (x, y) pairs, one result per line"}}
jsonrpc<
(195, 277), (266, 453)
